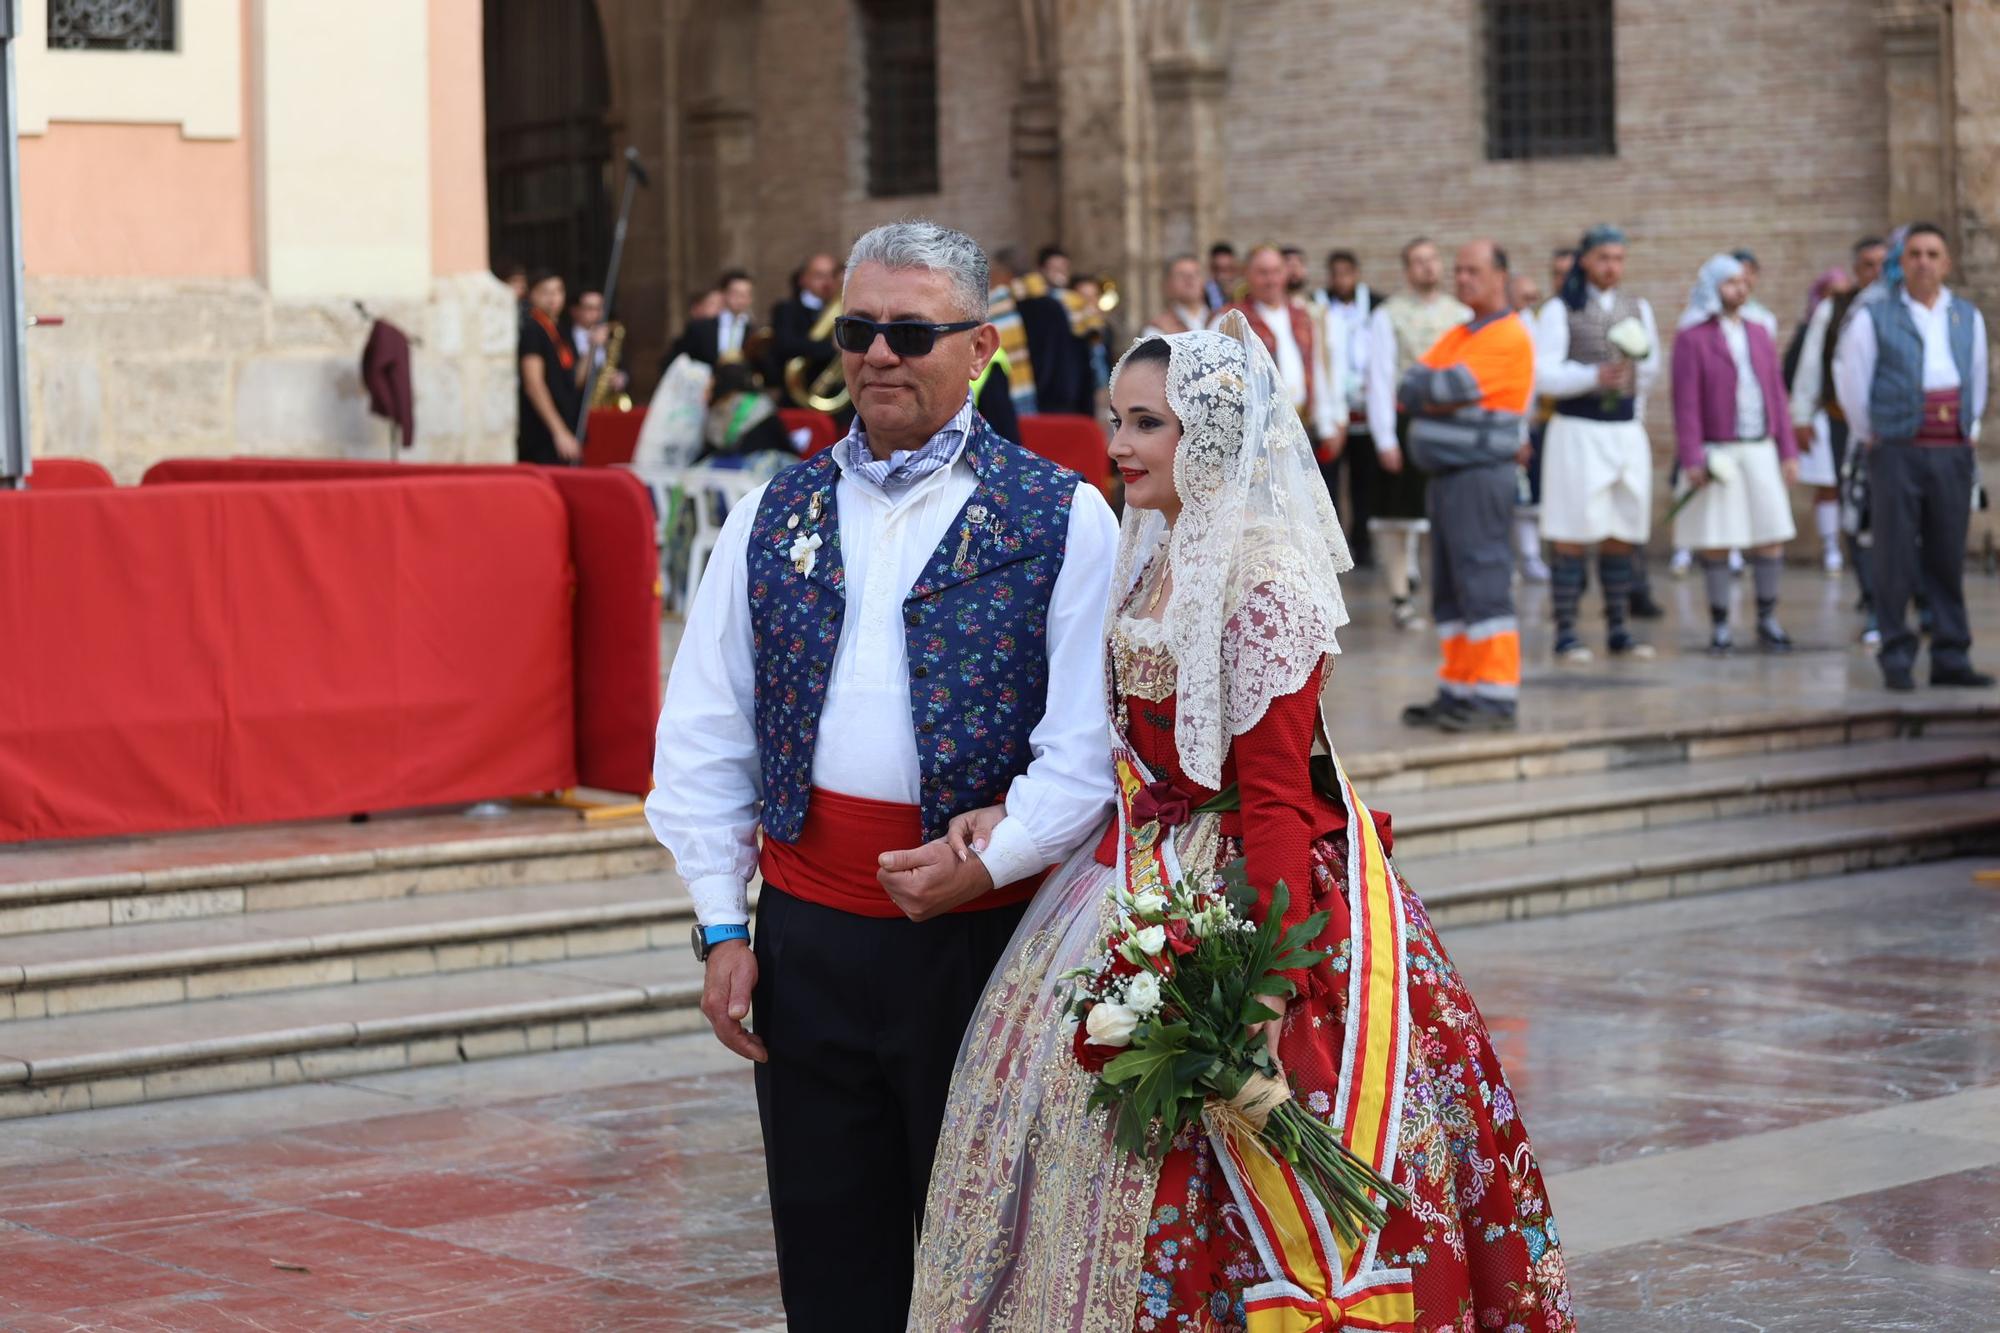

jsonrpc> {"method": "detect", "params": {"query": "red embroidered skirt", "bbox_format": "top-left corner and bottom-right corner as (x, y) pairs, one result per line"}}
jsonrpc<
(1129, 833), (1575, 1333)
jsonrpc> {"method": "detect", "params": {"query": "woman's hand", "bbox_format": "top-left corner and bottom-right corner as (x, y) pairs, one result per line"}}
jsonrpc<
(1248, 994), (1287, 1063)
(945, 804), (1006, 863)
(1781, 457), (1800, 486)
(1685, 464), (1707, 490)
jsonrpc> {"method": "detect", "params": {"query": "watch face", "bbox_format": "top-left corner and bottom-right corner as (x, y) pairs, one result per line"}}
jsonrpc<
(690, 923), (707, 961)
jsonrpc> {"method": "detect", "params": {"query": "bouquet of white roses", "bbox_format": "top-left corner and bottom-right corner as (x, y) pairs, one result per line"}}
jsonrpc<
(1064, 859), (1405, 1244)
(1601, 315), (1651, 412)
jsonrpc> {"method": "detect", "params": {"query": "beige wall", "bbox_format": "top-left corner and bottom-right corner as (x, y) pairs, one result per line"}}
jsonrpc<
(429, 0), (490, 277)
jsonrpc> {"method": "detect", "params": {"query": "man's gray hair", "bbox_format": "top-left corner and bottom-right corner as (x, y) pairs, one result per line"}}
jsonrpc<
(844, 219), (990, 320)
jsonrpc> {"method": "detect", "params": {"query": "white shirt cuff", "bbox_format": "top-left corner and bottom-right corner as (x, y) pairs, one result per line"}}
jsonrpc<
(687, 873), (751, 929)
(973, 816), (1048, 891)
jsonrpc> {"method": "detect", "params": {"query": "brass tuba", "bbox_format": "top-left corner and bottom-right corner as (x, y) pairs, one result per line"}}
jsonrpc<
(784, 299), (849, 413)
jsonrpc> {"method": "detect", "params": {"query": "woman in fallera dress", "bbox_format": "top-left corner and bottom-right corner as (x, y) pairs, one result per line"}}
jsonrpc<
(910, 315), (1574, 1333)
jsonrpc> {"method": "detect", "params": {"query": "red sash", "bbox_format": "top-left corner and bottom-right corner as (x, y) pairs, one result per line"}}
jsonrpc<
(758, 787), (1048, 918)
(1913, 388), (1967, 445)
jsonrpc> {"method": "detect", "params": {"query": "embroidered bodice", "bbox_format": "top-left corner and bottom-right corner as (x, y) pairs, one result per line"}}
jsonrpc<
(1111, 575), (1349, 985)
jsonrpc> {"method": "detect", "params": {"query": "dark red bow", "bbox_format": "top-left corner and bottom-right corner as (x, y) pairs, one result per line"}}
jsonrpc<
(1132, 780), (1192, 829)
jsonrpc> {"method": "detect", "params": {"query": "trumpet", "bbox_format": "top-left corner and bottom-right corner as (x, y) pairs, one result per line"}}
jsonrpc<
(785, 299), (849, 413)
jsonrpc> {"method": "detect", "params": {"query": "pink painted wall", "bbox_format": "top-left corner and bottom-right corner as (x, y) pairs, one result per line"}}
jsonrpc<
(429, 0), (489, 276)
(18, 0), (256, 279)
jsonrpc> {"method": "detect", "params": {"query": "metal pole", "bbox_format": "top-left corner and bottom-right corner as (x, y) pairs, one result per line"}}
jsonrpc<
(0, 0), (29, 490)
(575, 147), (649, 440)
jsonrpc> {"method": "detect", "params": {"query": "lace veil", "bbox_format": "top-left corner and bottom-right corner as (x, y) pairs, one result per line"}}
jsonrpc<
(1107, 310), (1353, 788)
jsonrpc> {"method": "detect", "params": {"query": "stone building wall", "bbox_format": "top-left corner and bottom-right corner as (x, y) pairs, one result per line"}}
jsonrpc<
(25, 275), (520, 482)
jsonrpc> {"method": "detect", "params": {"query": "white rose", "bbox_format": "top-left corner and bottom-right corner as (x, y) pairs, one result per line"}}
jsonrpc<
(1128, 890), (1168, 918)
(1085, 1002), (1140, 1047)
(1605, 316), (1651, 360)
(1125, 972), (1163, 1016)
(1704, 450), (1740, 486)
(1131, 925), (1166, 958)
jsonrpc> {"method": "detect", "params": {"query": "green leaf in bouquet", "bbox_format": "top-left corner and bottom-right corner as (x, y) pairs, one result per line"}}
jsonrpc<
(1219, 858), (1256, 914)
(1241, 995), (1284, 1024)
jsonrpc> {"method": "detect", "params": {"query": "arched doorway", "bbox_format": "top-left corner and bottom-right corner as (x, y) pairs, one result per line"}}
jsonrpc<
(482, 0), (614, 290)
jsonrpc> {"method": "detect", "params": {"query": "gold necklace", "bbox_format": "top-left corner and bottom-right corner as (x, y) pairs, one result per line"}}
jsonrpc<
(1145, 562), (1171, 615)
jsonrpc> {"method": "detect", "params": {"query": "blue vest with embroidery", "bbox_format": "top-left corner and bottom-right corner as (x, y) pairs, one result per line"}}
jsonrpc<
(746, 416), (1078, 844)
(1867, 290), (1977, 440)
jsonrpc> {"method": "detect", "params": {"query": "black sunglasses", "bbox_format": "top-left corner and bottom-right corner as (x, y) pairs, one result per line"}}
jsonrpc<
(833, 316), (982, 357)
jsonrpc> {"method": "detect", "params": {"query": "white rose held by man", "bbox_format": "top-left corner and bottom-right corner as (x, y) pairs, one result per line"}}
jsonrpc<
(1124, 972), (1163, 1016)
(1605, 316), (1651, 360)
(1085, 1001), (1141, 1047)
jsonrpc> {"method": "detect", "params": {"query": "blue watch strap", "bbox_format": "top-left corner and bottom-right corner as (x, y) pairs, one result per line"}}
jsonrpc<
(702, 924), (751, 949)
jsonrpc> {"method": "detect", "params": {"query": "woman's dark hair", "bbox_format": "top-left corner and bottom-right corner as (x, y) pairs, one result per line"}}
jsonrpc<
(1122, 337), (1172, 372)
(711, 362), (760, 398)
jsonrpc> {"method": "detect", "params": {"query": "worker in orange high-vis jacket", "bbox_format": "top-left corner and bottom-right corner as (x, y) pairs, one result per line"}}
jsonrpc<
(1396, 240), (1537, 732)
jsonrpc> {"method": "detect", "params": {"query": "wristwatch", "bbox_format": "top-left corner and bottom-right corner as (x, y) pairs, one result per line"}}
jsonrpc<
(691, 923), (750, 961)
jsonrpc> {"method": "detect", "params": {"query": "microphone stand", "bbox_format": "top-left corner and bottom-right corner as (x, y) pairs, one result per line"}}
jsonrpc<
(575, 147), (650, 444)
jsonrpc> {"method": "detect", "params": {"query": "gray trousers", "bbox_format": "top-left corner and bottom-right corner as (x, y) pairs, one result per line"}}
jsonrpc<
(1429, 460), (1520, 707)
(1867, 440), (1974, 676)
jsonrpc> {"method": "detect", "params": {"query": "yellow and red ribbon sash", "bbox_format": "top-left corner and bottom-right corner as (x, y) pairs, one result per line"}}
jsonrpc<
(1108, 727), (1412, 1331)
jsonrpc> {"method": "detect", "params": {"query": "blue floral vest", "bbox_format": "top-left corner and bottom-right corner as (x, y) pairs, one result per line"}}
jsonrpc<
(747, 417), (1078, 843)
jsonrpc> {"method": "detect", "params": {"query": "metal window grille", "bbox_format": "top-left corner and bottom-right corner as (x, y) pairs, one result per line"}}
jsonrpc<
(49, 0), (175, 51)
(861, 0), (939, 198)
(1484, 0), (1615, 161)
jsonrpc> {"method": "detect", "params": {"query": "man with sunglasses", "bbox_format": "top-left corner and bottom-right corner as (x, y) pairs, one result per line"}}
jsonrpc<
(647, 219), (1119, 1329)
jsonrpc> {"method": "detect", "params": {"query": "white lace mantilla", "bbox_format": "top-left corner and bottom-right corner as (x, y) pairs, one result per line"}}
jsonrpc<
(1105, 314), (1352, 787)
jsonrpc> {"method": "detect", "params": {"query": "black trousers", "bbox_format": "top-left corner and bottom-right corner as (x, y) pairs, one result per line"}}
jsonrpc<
(1327, 422), (1378, 563)
(751, 884), (1028, 1332)
(1868, 440), (1975, 676)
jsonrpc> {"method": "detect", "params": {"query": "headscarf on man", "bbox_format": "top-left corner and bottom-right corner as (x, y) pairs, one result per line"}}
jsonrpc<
(1803, 266), (1851, 322)
(1677, 253), (1745, 331)
(1559, 223), (1628, 311)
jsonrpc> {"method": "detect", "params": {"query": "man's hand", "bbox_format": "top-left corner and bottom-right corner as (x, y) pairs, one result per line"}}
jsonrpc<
(1378, 445), (1404, 474)
(1781, 457), (1800, 486)
(1597, 360), (1635, 393)
(554, 426), (582, 462)
(945, 804), (1006, 861)
(1324, 425), (1348, 461)
(699, 941), (765, 1063)
(878, 840), (996, 922)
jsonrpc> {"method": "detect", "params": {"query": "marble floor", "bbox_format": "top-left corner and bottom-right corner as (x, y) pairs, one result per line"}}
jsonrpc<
(0, 859), (1993, 1330)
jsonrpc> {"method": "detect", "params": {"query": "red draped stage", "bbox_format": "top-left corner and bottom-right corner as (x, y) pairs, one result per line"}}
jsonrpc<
(0, 477), (577, 843)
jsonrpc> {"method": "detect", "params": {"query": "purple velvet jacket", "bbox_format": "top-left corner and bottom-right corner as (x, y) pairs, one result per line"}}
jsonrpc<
(1669, 317), (1799, 472)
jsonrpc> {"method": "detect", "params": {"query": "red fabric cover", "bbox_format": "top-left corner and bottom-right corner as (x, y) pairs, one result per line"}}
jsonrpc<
(758, 787), (1046, 919)
(140, 459), (660, 795)
(21, 459), (114, 490)
(582, 408), (644, 468)
(0, 477), (575, 843)
(777, 408), (840, 458)
(1018, 414), (1112, 495)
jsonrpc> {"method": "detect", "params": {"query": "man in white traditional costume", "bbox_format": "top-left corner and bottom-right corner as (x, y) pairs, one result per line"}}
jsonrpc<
(646, 220), (1118, 1329)
(1532, 224), (1661, 662)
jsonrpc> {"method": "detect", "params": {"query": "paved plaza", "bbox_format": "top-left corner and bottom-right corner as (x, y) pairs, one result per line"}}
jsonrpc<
(0, 859), (1993, 1330)
(0, 563), (1993, 1330)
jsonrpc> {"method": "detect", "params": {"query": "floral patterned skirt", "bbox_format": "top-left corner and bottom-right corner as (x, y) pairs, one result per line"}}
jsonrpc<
(1131, 835), (1575, 1333)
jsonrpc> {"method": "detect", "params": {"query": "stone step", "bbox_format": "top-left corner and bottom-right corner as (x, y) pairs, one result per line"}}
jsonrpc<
(0, 875), (700, 1021)
(1385, 737), (1998, 860)
(1405, 787), (2000, 929)
(1346, 701), (1998, 795)
(0, 813), (670, 938)
(0, 949), (708, 1119)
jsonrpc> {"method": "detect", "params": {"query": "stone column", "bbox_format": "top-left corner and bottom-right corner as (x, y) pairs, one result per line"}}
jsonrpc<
(1011, 0), (1062, 251)
(1950, 0), (2000, 553)
(678, 5), (762, 295)
(1143, 1), (1230, 323)
(1878, 1), (1954, 236)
